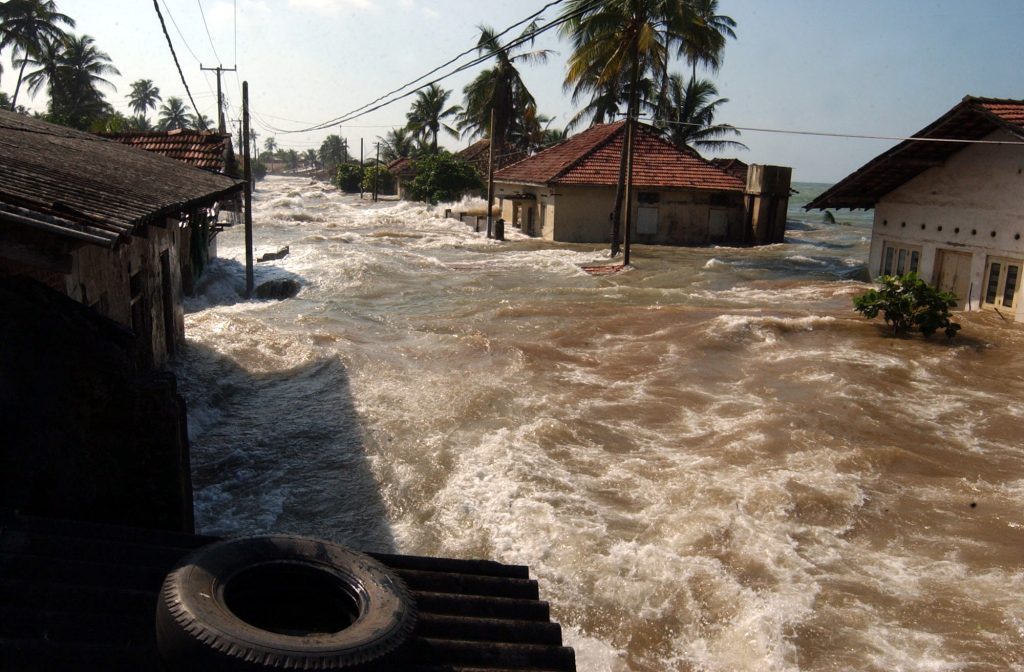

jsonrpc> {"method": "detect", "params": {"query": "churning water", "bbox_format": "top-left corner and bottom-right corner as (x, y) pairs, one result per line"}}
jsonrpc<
(176, 176), (1024, 671)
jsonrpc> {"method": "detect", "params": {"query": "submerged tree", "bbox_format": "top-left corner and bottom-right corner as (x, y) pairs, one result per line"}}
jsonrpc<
(0, 0), (75, 110)
(853, 272), (960, 338)
(405, 84), (460, 153)
(458, 22), (550, 156)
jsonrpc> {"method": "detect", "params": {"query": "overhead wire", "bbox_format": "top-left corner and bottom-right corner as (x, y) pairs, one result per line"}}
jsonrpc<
(196, 0), (222, 65)
(266, 0), (603, 135)
(151, 0), (203, 123)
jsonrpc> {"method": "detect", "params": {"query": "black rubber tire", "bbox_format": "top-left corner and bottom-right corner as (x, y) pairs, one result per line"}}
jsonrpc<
(155, 535), (416, 671)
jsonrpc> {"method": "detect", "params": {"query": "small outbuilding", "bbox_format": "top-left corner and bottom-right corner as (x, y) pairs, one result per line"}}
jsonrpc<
(807, 96), (1024, 321)
(493, 121), (788, 247)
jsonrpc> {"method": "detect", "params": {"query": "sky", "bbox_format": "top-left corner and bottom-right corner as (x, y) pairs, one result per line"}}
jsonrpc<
(10, 0), (1024, 182)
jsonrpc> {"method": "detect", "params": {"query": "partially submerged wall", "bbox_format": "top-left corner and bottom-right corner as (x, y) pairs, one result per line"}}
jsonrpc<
(0, 277), (193, 532)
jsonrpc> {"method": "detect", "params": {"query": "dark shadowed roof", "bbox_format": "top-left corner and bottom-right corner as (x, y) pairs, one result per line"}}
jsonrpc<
(807, 96), (1024, 210)
(387, 157), (417, 178)
(101, 130), (231, 173)
(0, 110), (243, 248)
(456, 139), (526, 176)
(494, 121), (745, 192)
(0, 511), (576, 671)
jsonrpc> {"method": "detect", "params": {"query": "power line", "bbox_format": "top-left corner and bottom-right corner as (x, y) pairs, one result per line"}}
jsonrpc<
(646, 117), (1024, 145)
(196, 0), (222, 65)
(151, 0), (203, 122)
(268, 0), (601, 134)
(159, 0), (201, 64)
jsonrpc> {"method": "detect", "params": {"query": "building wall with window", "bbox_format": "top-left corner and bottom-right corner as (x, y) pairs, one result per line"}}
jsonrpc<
(497, 184), (745, 246)
(867, 129), (1024, 320)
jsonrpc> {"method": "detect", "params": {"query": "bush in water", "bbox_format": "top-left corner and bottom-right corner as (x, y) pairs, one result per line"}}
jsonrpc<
(853, 272), (961, 338)
(361, 165), (395, 195)
(406, 152), (482, 205)
(334, 163), (364, 193)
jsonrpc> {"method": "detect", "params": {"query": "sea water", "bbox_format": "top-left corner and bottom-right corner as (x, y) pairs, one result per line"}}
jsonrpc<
(175, 176), (1024, 671)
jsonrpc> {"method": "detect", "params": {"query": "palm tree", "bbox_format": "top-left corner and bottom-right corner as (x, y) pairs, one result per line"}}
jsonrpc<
(680, 0), (736, 79)
(264, 136), (277, 154)
(658, 74), (745, 152)
(379, 126), (415, 162)
(190, 111), (212, 131)
(127, 78), (161, 117)
(0, 0), (74, 110)
(405, 84), (460, 152)
(318, 134), (348, 170)
(158, 96), (190, 130)
(30, 33), (119, 130)
(457, 23), (550, 156)
(303, 148), (319, 169)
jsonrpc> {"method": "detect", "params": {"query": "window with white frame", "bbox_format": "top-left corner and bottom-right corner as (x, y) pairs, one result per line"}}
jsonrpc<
(880, 242), (922, 276)
(982, 256), (1022, 311)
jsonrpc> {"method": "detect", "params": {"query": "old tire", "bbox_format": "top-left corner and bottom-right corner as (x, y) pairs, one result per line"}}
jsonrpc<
(155, 535), (416, 671)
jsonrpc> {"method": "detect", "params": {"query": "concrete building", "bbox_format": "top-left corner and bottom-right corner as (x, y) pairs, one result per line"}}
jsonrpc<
(808, 96), (1024, 321)
(493, 121), (788, 247)
(0, 109), (244, 368)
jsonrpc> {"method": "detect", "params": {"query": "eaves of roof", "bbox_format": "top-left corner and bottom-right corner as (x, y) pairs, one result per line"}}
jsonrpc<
(806, 96), (1024, 210)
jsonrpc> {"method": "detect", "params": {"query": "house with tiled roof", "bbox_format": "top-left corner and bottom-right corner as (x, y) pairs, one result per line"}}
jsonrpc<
(387, 156), (418, 199)
(493, 121), (779, 246)
(102, 129), (237, 175)
(807, 96), (1024, 321)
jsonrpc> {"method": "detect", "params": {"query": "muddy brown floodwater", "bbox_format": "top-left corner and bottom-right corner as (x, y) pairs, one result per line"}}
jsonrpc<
(175, 177), (1024, 671)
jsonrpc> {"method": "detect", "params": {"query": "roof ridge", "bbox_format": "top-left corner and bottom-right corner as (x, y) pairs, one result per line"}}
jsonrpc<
(546, 121), (626, 183)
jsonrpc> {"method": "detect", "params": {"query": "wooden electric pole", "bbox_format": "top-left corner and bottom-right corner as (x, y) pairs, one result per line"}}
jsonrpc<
(623, 112), (636, 267)
(360, 138), (364, 199)
(242, 81), (254, 298)
(200, 64), (236, 134)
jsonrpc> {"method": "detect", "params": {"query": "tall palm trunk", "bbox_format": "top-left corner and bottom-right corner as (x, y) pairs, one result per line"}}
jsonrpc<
(10, 58), (29, 110)
(609, 33), (642, 258)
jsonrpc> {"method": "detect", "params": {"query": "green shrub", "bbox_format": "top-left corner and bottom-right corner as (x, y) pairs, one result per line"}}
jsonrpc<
(853, 272), (961, 338)
(361, 165), (396, 195)
(334, 163), (364, 192)
(406, 152), (482, 204)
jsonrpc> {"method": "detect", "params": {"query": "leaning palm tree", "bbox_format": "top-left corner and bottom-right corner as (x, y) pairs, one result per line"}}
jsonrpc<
(127, 78), (161, 117)
(405, 84), (460, 152)
(16, 32), (62, 101)
(0, 0), (74, 110)
(457, 22), (550, 156)
(158, 96), (190, 130)
(658, 74), (745, 153)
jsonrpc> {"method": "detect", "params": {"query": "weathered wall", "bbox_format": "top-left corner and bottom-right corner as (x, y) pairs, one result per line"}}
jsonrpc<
(869, 129), (1024, 320)
(0, 277), (193, 532)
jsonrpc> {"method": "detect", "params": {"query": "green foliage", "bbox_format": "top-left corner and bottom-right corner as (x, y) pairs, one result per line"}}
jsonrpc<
(853, 272), (961, 338)
(333, 163), (363, 192)
(361, 165), (395, 195)
(406, 152), (482, 205)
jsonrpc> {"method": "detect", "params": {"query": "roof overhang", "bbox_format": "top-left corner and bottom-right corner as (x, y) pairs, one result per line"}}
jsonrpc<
(807, 96), (1024, 210)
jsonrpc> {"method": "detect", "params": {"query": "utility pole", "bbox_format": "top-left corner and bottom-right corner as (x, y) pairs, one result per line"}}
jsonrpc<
(242, 81), (254, 298)
(360, 138), (364, 200)
(623, 112), (636, 266)
(200, 64), (237, 134)
(486, 108), (496, 239)
(372, 143), (380, 202)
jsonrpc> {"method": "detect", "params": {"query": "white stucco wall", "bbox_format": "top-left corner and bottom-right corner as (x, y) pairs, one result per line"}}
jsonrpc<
(868, 129), (1024, 320)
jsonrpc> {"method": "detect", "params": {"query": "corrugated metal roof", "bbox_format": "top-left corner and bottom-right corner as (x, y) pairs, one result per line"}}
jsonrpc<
(0, 511), (576, 671)
(0, 110), (243, 247)
(807, 96), (1024, 210)
(494, 121), (745, 192)
(102, 130), (230, 173)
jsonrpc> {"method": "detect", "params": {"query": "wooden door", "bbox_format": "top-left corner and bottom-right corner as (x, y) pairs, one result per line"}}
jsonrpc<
(933, 249), (972, 306)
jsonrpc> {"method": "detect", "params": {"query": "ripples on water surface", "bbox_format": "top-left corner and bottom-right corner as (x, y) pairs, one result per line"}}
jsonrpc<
(176, 176), (1024, 671)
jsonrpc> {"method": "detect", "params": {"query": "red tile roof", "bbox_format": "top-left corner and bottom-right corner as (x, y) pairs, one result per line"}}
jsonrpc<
(494, 122), (745, 192)
(807, 96), (1024, 210)
(102, 130), (231, 172)
(387, 157), (416, 177)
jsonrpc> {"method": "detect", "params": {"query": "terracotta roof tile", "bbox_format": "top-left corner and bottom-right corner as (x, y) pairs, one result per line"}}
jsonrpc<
(495, 122), (744, 192)
(103, 130), (230, 172)
(977, 98), (1024, 129)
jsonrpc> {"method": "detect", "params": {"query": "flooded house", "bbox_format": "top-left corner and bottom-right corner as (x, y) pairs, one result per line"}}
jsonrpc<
(387, 156), (417, 199)
(493, 120), (791, 246)
(807, 96), (1024, 321)
(0, 109), (244, 368)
